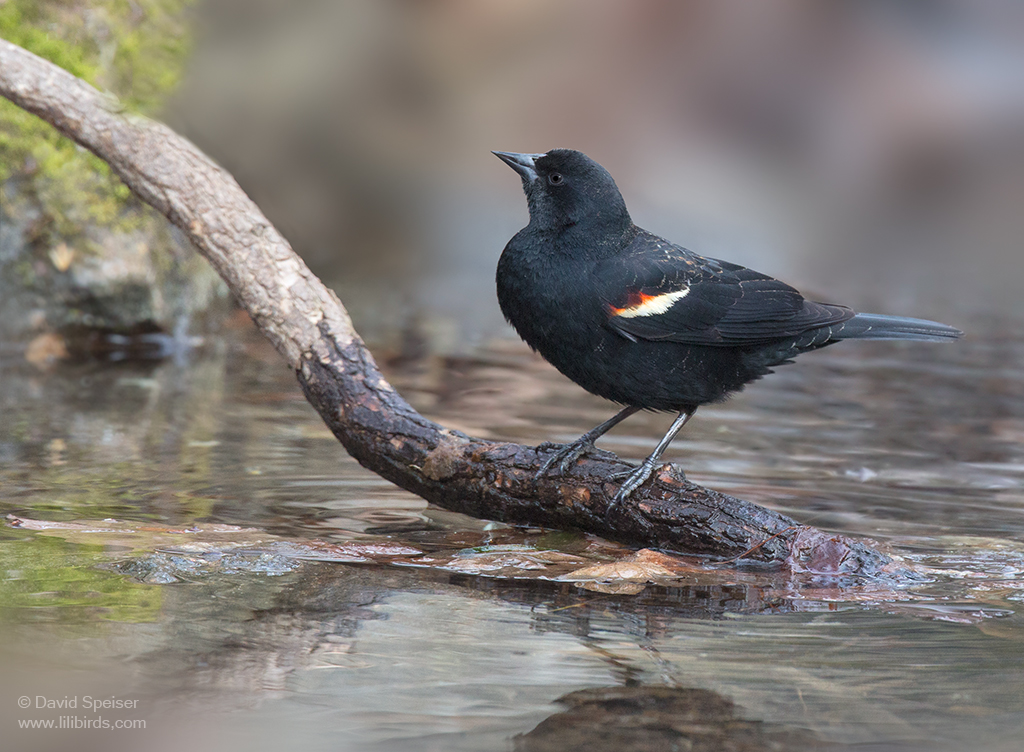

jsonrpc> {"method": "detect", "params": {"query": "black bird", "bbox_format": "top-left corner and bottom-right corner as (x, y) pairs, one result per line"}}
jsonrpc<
(494, 149), (962, 505)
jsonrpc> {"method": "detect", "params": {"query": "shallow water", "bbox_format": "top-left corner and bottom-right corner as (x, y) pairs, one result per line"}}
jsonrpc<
(2, 318), (1024, 752)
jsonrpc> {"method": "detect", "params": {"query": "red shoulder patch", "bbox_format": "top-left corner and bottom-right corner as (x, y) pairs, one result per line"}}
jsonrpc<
(609, 288), (691, 319)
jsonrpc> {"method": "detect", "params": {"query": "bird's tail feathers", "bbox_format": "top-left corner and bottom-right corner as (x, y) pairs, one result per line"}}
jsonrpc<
(836, 312), (963, 342)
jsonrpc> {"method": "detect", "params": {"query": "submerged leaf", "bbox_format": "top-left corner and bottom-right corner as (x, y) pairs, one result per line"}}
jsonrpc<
(560, 549), (692, 585)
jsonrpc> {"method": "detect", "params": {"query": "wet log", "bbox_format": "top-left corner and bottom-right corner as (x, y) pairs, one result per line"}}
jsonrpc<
(0, 39), (898, 575)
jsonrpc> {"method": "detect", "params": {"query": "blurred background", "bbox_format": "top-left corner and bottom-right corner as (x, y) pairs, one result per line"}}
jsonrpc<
(166, 0), (1024, 352)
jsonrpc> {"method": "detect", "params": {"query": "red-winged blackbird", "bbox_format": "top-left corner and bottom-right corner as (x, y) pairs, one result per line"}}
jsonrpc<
(494, 149), (962, 505)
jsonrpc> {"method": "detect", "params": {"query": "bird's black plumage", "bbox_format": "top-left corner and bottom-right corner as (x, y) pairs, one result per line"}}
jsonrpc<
(494, 149), (962, 504)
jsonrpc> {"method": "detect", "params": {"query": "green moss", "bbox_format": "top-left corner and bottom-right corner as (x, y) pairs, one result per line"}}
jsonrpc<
(0, 0), (195, 242)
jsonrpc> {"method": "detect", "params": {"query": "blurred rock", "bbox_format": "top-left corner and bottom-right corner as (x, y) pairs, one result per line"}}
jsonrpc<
(23, 332), (68, 371)
(0, 187), (229, 350)
(0, 0), (230, 352)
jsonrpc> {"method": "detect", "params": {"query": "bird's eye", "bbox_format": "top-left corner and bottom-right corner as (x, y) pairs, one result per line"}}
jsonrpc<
(548, 173), (564, 186)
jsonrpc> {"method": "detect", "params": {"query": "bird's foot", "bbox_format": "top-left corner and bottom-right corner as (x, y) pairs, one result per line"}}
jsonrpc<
(607, 461), (656, 511)
(607, 461), (683, 512)
(536, 439), (617, 478)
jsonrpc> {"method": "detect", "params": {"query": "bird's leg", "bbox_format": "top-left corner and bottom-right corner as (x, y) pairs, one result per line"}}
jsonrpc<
(536, 405), (641, 478)
(609, 408), (696, 510)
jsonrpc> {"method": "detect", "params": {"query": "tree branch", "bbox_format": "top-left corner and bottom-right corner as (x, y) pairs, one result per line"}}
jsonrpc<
(0, 38), (900, 575)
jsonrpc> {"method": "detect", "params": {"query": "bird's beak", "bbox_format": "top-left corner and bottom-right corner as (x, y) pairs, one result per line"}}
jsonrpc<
(493, 151), (545, 183)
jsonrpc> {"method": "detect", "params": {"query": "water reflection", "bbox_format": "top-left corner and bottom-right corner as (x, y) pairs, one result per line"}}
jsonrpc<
(515, 685), (835, 751)
(6, 556), (1020, 751)
(2, 317), (1024, 751)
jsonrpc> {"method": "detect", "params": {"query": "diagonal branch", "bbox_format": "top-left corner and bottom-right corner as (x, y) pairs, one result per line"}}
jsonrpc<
(0, 38), (900, 575)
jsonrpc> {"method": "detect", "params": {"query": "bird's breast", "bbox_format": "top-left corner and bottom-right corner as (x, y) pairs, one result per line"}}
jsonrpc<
(497, 249), (605, 350)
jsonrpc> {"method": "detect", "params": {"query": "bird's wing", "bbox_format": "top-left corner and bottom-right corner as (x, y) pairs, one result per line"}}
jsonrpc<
(596, 242), (853, 346)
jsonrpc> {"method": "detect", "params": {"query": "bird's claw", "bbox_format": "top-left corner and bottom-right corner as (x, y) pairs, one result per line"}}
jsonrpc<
(606, 462), (655, 513)
(536, 439), (594, 478)
(536, 440), (622, 479)
(607, 462), (683, 513)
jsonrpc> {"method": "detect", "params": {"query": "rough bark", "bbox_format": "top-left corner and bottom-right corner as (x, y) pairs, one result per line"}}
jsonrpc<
(0, 39), (899, 575)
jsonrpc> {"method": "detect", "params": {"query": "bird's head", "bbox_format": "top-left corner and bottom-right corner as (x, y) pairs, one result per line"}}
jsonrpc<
(493, 149), (632, 237)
